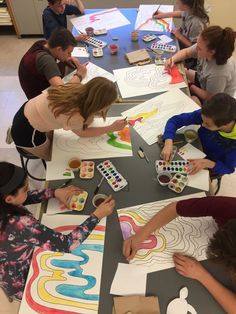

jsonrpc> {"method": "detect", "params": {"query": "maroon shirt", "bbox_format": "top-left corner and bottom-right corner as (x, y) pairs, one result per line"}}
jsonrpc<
(176, 196), (236, 227)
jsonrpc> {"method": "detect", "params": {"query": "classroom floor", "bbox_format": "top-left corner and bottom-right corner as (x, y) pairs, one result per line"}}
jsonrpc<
(0, 32), (236, 313)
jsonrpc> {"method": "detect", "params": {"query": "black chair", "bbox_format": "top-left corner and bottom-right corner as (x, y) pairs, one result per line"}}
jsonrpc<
(16, 147), (46, 181)
(210, 173), (223, 195)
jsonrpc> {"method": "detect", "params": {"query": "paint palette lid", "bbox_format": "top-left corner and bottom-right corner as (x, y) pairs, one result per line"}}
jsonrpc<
(69, 191), (88, 211)
(92, 48), (103, 57)
(168, 173), (188, 193)
(94, 28), (107, 35)
(142, 34), (157, 42)
(80, 161), (95, 179)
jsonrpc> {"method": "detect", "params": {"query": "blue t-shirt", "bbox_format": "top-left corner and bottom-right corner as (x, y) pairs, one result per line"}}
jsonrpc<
(42, 4), (82, 39)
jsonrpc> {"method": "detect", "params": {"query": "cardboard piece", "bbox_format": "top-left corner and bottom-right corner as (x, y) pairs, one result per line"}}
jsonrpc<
(126, 49), (151, 65)
(112, 296), (160, 314)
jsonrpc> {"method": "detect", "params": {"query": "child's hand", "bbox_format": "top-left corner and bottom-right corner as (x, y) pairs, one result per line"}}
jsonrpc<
(171, 28), (181, 39)
(164, 57), (174, 70)
(160, 140), (173, 161)
(173, 254), (208, 281)
(55, 186), (83, 206)
(93, 195), (115, 220)
(108, 119), (127, 132)
(75, 33), (88, 42)
(187, 159), (215, 175)
(152, 10), (164, 19)
(123, 235), (141, 261)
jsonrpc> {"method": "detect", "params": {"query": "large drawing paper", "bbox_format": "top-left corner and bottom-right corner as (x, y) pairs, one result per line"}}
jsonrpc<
(113, 64), (187, 98)
(121, 89), (199, 145)
(110, 263), (147, 296)
(71, 8), (130, 32)
(46, 118), (133, 180)
(135, 5), (173, 31)
(117, 192), (217, 273)
(63, 62), (116, 84)
(19, 215), (106, 314)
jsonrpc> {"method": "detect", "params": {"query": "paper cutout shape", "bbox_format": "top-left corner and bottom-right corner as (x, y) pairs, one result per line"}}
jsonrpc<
(135, 5), (174, 32)
(71, 8), (130, 33)
(19, 215), (106, 314)
(46, 118), (133, 181)
(121, 89), (199, 145)
(117, 192), (218, 273)
(113, 65), (186, 98)
(166, 287), (197, 314)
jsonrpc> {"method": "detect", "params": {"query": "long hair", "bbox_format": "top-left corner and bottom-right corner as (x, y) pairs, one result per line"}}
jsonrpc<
(202, 93), (236, 127)
(201, 26), (235, 65)
(0, 162), (28, 232)
(182, 0), (209, 23)
(48, 77), (117, 127)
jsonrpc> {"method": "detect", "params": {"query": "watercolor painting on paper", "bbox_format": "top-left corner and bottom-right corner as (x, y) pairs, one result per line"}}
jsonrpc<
(117, 193), (217, 273)
(19, 215), (106, 314)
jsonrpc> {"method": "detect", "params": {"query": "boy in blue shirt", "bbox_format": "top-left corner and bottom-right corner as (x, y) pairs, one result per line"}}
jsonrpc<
(43, 0), (86, 40)
(161, 93), (236, 175)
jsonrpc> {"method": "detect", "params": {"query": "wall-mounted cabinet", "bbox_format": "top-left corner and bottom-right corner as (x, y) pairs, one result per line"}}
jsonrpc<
(6, 0), (47, 37)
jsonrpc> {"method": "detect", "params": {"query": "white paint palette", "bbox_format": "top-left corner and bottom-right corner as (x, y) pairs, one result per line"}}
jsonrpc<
(151, 42), (176, 52)
(92, 48), (103, 57)
(85, 36), (107, 48)
(69, 191), (88, 211)
(168, 173), (188, 194)
(80, 161), (95, 179)
(94, 28), (107, 35)
(97, 160), (128, 192)
(142, 34), (157, 42)
(155, 160), (189, 174)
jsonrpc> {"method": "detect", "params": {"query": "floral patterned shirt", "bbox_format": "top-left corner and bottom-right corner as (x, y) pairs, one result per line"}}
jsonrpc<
(0, 188), (99, 300)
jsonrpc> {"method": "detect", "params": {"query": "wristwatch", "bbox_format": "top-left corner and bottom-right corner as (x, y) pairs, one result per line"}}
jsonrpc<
(73, 72), (83, 81)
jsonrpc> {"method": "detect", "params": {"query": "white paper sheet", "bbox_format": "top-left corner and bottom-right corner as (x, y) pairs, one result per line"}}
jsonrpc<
(121, 89), (199, 145)
(178, 143), (206, 160)
(63, 62), (116, 84)
(110, 263), (147, 296)
(72, 46), (89, 57)
(187, 170), (209, 191)
(158, 34), (173, 44)
(135, 5), (173, 31)
(117, 192), (219, 274)
(71, 8), (130, 33)
(113, 64), (187, 98)
(46, 161), (75, 181)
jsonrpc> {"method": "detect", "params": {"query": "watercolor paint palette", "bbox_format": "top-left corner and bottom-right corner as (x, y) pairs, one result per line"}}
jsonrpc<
(97, 160), (128, 192)
(92, 48), (103, 57)
(155, 160), (189, 174)
(142, 34), (157, 42)
(94, 28), (107, 35)
(69, 191), (88, 211)
(80, 161), (95, 179)
(168, 173), (188, 193)
(85, 36), (107, 48)
(151, 42), (176, 53)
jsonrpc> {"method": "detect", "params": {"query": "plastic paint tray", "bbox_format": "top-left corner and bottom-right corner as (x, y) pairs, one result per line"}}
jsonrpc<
(168, 173), (188, 193)
(97, 160), (128, 192)
(80, 161), (95, 179)
(69, 191), (88, 211)
(155, 160), (189, 174)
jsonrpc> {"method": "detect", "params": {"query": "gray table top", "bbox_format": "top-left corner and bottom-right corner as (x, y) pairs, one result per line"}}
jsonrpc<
(47, 104), (231, 314)
(73, 8), (189, 102)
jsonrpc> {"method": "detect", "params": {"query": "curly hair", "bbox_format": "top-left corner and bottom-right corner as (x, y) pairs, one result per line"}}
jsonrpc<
(207, 219), (236, 274)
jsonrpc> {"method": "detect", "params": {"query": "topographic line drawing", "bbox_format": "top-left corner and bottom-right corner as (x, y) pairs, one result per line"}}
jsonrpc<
(121, 89), (199, 145)
(19, 216), (106, 314)
(117, 193), (217, 273)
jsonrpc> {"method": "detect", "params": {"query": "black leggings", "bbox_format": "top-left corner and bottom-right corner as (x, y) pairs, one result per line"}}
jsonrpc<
(11, 103), (47, 147)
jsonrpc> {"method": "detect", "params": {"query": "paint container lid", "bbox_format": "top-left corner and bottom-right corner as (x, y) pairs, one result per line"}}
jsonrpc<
(157, 171), (172, 186)
(92, 194), (107, 207)
(68, 158), (81, 171)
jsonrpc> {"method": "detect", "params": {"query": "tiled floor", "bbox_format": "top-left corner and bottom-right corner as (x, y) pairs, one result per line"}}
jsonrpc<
(0, 31), (236, 313)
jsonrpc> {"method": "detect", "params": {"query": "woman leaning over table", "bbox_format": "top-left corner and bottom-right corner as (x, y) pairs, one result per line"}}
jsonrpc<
(165, 26), (236, 103)
(11, 77), (126, 161)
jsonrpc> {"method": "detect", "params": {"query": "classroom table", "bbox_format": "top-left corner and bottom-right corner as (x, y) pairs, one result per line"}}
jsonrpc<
(44, 104), (231, 314)
(72, 8), (190, 102)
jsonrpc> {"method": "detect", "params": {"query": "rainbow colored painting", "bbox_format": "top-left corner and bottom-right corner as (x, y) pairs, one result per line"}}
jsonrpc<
(135, 5), (174, 32)
(19, 216), (106, 314)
